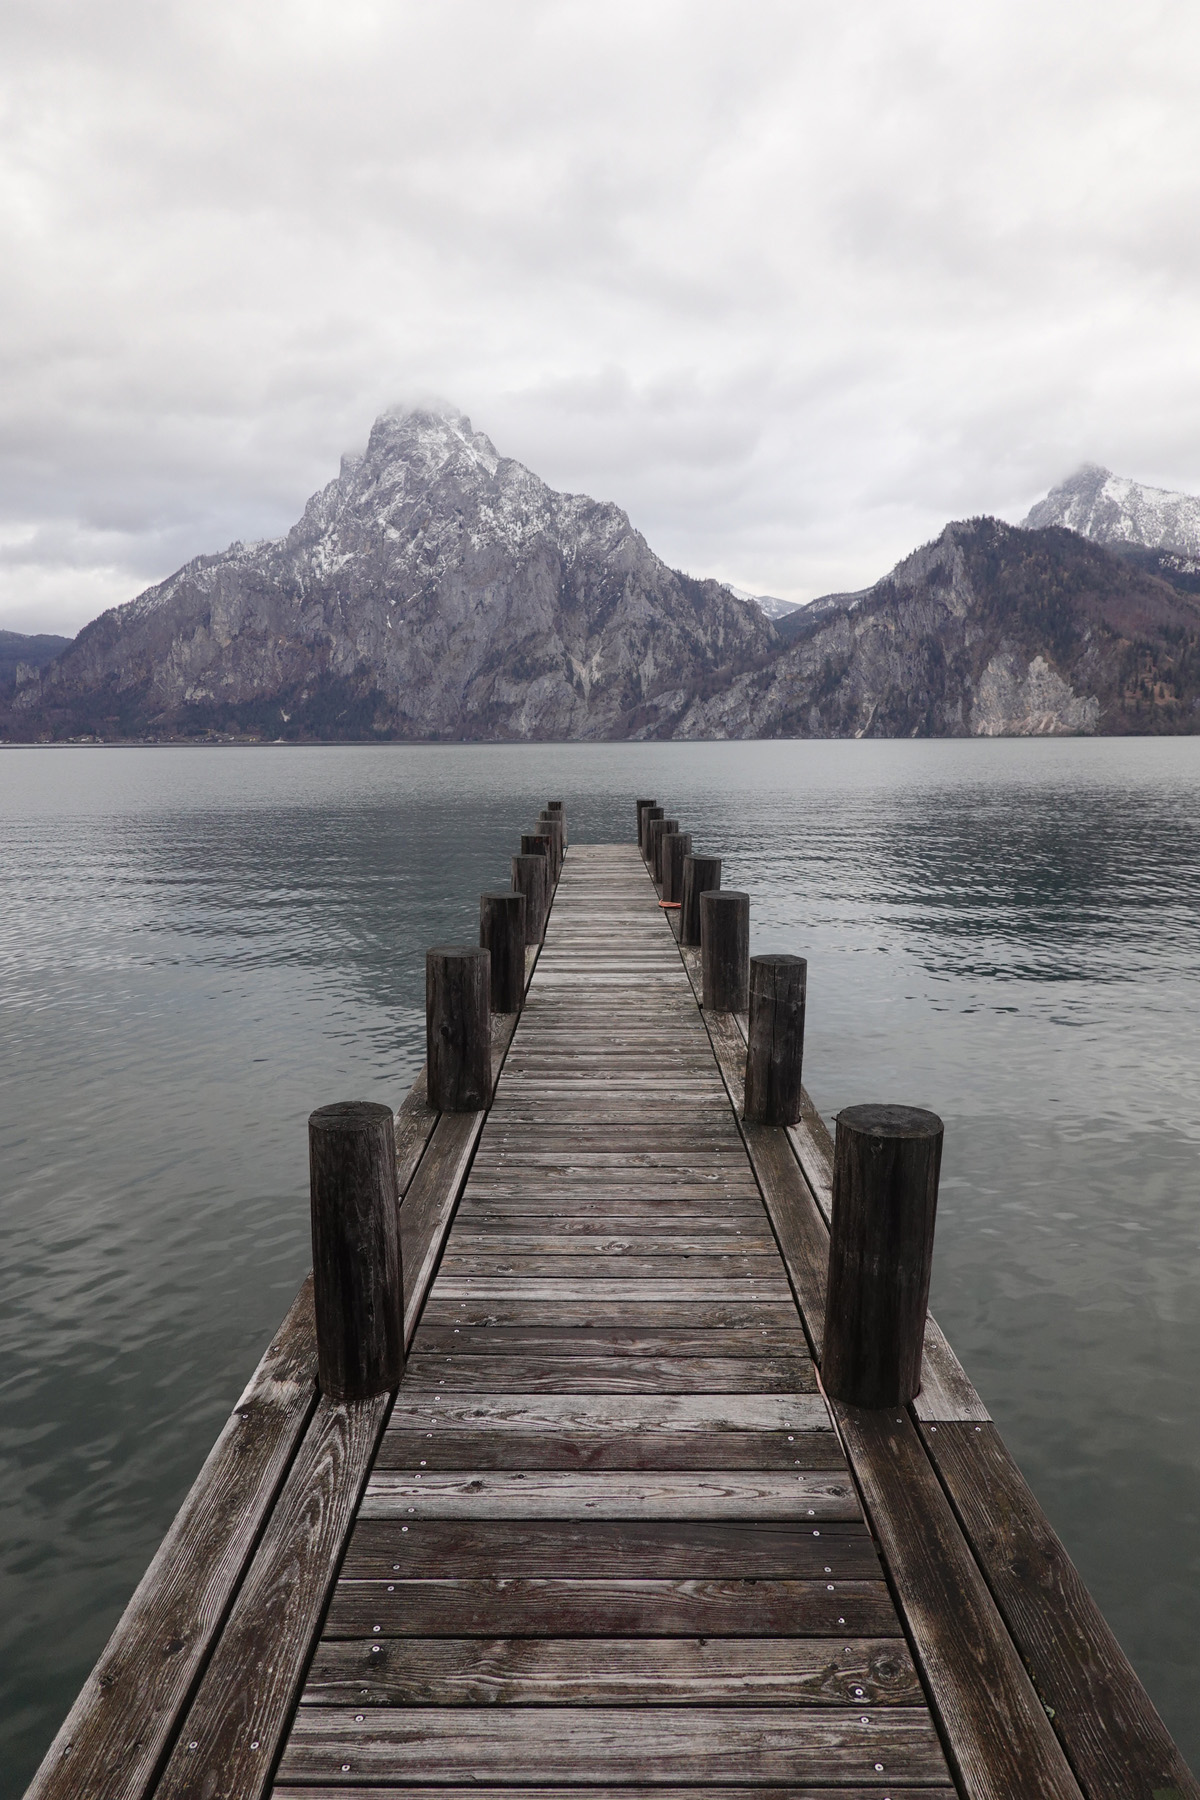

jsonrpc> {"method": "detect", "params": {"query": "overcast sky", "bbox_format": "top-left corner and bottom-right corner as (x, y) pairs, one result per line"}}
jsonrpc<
(2, 0), (1199, 635)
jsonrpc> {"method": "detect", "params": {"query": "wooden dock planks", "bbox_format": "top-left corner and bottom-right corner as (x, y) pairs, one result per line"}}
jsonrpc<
(274, 845), (954, 1796)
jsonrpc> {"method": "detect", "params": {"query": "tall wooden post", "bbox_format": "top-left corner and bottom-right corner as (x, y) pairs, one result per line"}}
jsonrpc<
(661, 831), (692, 905)
(426, 946), (491, 1111)
(641, 804), (664, 857)
(308, 1101), (404, 1399)
(744, 954), (807, 1125)
(636, 799), (656, 846)
(650, 817), (678, 886)
(681, 854), (721, 947)
(546, 799), (567, 846)
(538, 811), (564, 881)
(822, 1104), (944, 1408)
(700, 890), (749, 1010)
(521, 831), (554, 895)
(511, 852), (548, 944)
(480, 890), (527, 1013)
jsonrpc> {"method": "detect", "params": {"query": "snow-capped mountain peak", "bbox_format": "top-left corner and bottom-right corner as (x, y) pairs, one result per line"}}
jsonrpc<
(1023, 464), (1200, 558)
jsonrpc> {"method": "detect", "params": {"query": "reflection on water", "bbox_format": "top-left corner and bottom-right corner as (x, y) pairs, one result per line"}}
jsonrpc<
(2, 739), (1199, 1785)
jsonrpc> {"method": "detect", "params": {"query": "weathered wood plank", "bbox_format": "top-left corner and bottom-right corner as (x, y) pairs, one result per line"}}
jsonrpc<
(323, 1577), (902, 1638)
(386, 1393), (830, 1432)
(438, 1254), (786, 1279)
(419, 1297), (801, 1328)
(431, 1278), (794, 1299)
(277, 1704), (951, 1785)
(154, 1392), (390, 1800)
(300, 1634), (925, 1706)
(341, 1518), (880, 1578)
(411, 1324), (808, 1354)
(400, 1111), (485, 1340)
(400, 1353), (815, 1392)
(834, 1404), (1084, 1800)
(360, 1469), (860, 1519)
(921, 1419), (1200, 1799)
(275, 1785), (956, 1800)
(375, 1430), (844, 1471)
(22, 1283), (319, 1800)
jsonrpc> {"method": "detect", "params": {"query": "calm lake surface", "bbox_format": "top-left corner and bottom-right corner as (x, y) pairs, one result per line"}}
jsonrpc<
(2, 738), (1199, 1783)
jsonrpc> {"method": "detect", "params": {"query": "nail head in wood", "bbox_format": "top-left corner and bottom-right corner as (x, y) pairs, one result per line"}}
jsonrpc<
(308, 1100), (403, 1400)
(426, 946), (491, 1112)
(479, 890), (526, 1013)
(823, 1103), (944, 1408)
(744, 953), (807, 1125)
(701, 889), (750, 1011)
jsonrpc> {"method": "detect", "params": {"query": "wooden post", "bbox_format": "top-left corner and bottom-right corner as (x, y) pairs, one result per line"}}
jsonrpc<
(480, 890), (527, 1013)
(661, 830), (692, 905)
(308, 1101), (404, 1400)
(641, 804), (663, 857)
(650, 817), (678, 886)
(546, 799), (567, 847)
(822, 1104), (944, 1408)
(538, 811), (564, 881)
(744, 954), (807, 1125)
(426, 946), (491, 1111)
(700, 889), (749, 1010)
(681, 853), (721, 947)
(636, 798), (656, 846)
(511, 852), (548, 944)
(521, 830), (554, 894)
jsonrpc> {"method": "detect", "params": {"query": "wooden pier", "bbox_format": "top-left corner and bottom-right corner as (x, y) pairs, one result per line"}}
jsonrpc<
(25, 810), (1198, 1800)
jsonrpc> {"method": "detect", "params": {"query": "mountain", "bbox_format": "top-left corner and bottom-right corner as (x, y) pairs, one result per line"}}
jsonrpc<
(1024, 464), (1200, 560)
(672, 517), (1200, 739)
(722, 584), (804, 623)
(0, 630), (73, 692)
(6, 408), (776, 743)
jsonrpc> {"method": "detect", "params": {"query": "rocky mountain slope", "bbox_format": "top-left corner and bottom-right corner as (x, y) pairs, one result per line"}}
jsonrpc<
(0, 630), (73, 694)
(1024, 464), (1200, 559)
(673, 518), (1200, 739)
(6, 408), (775, 742)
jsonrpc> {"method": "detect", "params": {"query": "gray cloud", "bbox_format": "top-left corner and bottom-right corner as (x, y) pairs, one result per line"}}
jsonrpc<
(2, 0), (1199, 632)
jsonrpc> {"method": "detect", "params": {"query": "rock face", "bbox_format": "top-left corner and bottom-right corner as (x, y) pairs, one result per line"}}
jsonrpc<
(0, 630), (73, 694)
(9, 408), (775, 741)
(673, 518), (1200, 739)
(1024, 463), (1200, 559)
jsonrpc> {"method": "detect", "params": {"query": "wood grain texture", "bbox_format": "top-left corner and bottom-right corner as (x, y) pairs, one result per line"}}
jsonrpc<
(375, 1429), (845, 1471)
(22, 1283), (319, 1800)
(276, 1786), (957, 1800)
(360, 1469), (860, 1520)
(340, 1517), (882, 1579)
(922, 1419), (1200, 1800)
(835, 1404), (1084, 1800)
(154, 1391), (390, 1800)
(400, 1352), (814, 1392)
(385, 1393), (830, 1432)
(277, 1704), (951, 1785)
(301, 1635), (924, 1706)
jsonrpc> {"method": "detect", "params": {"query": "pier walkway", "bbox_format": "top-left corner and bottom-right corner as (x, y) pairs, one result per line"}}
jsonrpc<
(26, 838), (1198, 1800)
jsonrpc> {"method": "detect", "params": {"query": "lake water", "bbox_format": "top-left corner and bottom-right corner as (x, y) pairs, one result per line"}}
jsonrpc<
(2, 738), (1199, 1785)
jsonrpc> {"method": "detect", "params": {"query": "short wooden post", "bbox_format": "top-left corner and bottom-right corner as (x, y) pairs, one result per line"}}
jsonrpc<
(661, 830), (692, 905)
(650, 817), (678, 886)
(700, 889), (749, 1010)
(744, 954), (807, 1125)
(480, 890), (527, 1013)
(546, 799), (567, 847)
(308, 1101), (404, 1400)
(822, 1104), (944, 1408)
(511, 852), (548, 944)
(641, 804), (663, 856)
(426, 946), (491, 1111)
(521, 831), (554, 894)
(636, 798), (656, 846)
(681, 854), (721, 947)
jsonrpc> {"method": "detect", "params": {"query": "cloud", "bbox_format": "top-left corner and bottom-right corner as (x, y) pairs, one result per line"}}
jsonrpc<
(2, 0), (1199, 631)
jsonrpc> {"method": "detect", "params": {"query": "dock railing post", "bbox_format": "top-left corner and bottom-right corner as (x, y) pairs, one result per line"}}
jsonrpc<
(521, 830), (554, 894)
(700, 889), (750, 1010)
(426, 946), (491, 1111)
(480, 890), (527, 1013)
(538, 810), (564, 881)
(650, 817), (678, 886)
(636, 799), (656, 847)
(512, 852), (549, 944)
(661, 830), (692, 905)
(822, 1104), (944, 1407)
(743, 953), (807, 1125)
(546, 799), (567, 847)
(308, 1101), (404, 1399)
(641, 805), (664, 858)
(681, 854), (721, 946)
